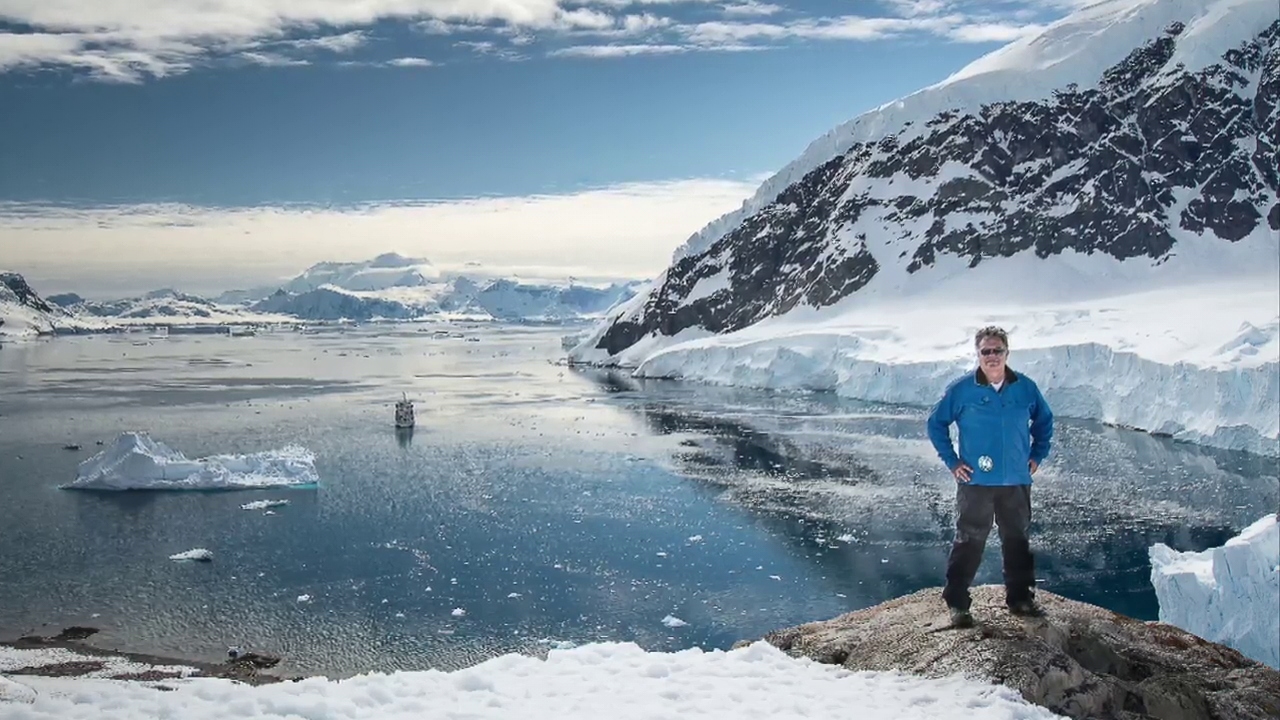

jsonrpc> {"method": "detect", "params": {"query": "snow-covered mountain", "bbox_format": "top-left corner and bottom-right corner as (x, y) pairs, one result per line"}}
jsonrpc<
(570, 0), (1279, 456)
(47, 287), (282, 326)
(281, 252), (442, 293)
(61, 289), (218, 319)
(0, 272), (108, 337)
(246, 253), (643, 322)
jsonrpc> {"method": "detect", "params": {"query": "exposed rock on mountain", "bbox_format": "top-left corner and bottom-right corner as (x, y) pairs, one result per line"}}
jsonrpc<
(586, 5), (1279, 357)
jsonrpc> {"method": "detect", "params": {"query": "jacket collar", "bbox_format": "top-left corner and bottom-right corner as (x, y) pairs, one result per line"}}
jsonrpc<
(974, 366), (1019, 386)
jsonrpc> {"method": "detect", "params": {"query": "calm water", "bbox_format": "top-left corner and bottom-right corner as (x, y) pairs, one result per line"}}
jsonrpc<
(0, 324), (1275, 677)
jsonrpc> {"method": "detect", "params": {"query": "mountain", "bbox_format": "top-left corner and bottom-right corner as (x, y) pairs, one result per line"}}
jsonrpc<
(577, 0), (1278, 360)
(251, 286), (425, 321)
(249, 277), (643, 323)
(0, 272), (106, 337)
(282, 252), (441, 293)
(245, 254), (644, 322)
(568, 0), (1279, 456)
(51, 288), (278, 324)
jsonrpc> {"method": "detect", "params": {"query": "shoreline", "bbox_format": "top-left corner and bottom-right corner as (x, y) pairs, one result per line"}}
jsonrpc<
(1, 627), (292, 686)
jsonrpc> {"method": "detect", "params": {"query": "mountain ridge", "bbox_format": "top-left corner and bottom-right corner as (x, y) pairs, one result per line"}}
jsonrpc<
(579, 0), (1278, 358)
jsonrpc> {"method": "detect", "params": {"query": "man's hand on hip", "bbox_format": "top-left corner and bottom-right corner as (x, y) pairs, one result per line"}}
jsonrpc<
(952, 463), (973, 483)
(1029, 460), (1039, 475)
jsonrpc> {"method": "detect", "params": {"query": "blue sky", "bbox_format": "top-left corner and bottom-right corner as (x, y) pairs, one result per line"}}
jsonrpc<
(0, 0), (1082, 296)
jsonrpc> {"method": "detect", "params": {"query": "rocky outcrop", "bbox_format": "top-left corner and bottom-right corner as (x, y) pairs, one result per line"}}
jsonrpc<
(741, 585), (1280, 720)
(0, 272), (55, 315)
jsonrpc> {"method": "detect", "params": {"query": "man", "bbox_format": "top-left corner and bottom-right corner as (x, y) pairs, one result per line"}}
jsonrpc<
(926, 326), (1054, 627)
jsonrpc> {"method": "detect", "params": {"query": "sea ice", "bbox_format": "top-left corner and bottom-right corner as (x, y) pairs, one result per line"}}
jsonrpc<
(64, 432), (318, 491)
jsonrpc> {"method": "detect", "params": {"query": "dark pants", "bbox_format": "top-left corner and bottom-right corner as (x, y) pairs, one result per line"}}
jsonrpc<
(942, 483), (1035, 610)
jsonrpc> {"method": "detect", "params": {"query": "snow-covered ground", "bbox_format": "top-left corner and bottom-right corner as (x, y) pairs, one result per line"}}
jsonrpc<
(574, 276), (1280, 457)
(1150, 513), (1279, 669)
(0, 640), (1065, 719)
(63, 432), (319, 491)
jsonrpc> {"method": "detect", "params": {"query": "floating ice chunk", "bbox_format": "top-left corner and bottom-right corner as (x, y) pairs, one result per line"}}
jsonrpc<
(1150, 513), (1279, 669)
(169, 549), (213, 562)
(661, 615), (687, 628)
(452, 608), (466, 617)
(241, 499), (290, 510)
(64, 432), (318, 491)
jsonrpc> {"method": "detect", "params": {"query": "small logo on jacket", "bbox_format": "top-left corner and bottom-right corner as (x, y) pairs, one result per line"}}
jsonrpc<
(977, 455), (994, 472)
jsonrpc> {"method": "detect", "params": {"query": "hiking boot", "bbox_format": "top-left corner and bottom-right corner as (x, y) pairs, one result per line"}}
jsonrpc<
(949, 607), (974, 628)
(1007, 598), (1044, 617)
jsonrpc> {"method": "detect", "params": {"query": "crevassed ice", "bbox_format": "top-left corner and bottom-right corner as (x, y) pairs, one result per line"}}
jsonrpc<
(1150, 513), (1280, 669)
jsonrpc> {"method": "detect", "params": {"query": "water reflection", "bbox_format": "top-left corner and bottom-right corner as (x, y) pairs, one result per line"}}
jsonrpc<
(580, 368), (1279, 621)
(395, 426), (415, 449)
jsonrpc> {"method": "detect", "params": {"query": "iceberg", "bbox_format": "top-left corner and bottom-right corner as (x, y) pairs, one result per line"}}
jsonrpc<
(64, 432), (319, 491)
(1149, 513), (1280, 669)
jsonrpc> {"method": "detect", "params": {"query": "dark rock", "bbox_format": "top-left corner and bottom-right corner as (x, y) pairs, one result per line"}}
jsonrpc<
(53, 626), (99, 641)
(9, 661), (106, 677)
(229, 651), (282, 670)
(738, 586), (1280, 720)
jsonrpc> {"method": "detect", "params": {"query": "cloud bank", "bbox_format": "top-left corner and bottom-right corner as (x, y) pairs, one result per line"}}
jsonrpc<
(1, 176), (764, 297)
(0, 0), (1080, 81)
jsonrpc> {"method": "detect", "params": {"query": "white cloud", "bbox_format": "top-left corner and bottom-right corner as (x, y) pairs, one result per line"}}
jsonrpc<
(720, 1), (784, 17)
(387, 56), (434, 66)
(239, 51), (310, 67)
(279, 31), (369, 54)
(0, 1), (1078, 78)
(550, 43), (689, 57)
(682, 15), (952, 44)
(0, 176), (764, 297)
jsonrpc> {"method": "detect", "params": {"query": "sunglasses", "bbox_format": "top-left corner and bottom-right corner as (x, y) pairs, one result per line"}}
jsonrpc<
(980, 347), (1007, 356)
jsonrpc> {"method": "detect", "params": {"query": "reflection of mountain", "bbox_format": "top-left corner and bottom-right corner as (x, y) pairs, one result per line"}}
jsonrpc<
(581, 368), (1278, 621)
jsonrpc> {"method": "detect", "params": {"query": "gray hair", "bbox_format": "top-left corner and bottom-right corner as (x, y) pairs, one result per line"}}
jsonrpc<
(974, 325), (1009, 348)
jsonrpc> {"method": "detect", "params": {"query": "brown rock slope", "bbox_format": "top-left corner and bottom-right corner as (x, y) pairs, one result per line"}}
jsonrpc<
(740, 585), (1280, 720)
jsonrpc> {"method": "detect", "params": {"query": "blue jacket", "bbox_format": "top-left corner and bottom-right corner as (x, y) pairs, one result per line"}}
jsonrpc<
(926, 367), (1053, 485)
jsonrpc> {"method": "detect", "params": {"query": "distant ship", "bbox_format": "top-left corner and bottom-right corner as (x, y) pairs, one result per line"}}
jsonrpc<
(394, 393), (415, 429)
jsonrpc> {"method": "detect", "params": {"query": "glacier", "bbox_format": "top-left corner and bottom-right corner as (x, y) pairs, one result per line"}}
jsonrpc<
(574, 279), (1280, 457)
(64, 432), (319, 491)
(1149, 513), (1280, 669)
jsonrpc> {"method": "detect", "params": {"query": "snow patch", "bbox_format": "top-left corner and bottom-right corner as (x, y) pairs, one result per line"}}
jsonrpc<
(169, 549), (213, 562)
(1150, 513), (1280, 669)
(0, 641), (1067, 719)
(63, 432), (319, 491)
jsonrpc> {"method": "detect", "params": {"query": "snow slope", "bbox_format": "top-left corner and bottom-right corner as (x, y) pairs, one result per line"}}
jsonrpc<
(1149, 513), (1279, 669)
(63, 432), (319, 491)
(673, 0), (1280, 264)
(0, 640), (1065, 719)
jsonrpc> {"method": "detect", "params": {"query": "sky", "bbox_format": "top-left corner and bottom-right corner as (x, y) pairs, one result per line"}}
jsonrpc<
(0, 0), (1086, 298)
